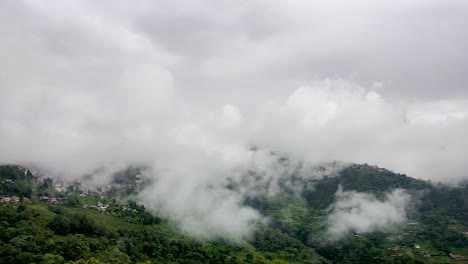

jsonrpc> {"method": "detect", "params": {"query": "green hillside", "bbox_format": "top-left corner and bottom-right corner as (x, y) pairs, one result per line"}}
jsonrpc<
(1, 164), (467, 263)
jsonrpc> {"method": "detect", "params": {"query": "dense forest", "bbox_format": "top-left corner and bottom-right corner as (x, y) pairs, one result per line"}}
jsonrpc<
(1, 164), (467, 263)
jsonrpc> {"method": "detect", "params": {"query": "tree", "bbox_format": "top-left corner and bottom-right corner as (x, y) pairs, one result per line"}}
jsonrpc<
(43, 253), (65, 264)
(72, 257), (102, 264)
(70, 214), (96, 236)
(48, 215), (71, 235)
(99, 248), (131, 264)
(61, 235), (90, 261)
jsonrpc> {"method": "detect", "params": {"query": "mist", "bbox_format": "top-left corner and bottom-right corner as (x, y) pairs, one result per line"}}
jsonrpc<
(1, 0), (468, 240)
(325, 187), (411, 241)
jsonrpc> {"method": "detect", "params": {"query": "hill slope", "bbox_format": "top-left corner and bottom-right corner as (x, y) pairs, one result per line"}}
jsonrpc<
(1, 163), (467, 263)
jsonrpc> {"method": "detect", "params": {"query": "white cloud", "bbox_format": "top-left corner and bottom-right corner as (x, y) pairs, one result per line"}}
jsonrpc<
(250, 81), (468, 182)
(326, 187), (411, 240)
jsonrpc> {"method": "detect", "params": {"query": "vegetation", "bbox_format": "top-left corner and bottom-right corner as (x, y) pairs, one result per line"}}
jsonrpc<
(0, 164), (467, 263)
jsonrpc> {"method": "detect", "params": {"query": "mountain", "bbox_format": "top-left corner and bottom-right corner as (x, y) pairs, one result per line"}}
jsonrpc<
(1, 163), (467, 263)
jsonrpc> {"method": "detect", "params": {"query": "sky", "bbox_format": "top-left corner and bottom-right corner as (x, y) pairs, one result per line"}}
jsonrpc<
(1, 0), (467, 239)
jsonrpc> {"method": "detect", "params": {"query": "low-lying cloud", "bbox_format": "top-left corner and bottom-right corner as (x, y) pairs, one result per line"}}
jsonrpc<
(326, 187), (411, 241)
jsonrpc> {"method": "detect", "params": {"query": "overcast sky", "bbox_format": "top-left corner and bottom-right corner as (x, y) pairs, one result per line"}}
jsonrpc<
(1, 0), (468, 183)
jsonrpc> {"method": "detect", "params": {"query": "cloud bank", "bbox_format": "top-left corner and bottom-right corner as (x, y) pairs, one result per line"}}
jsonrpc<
(1, 0), (468, 239)
(326, 187), (411, 241)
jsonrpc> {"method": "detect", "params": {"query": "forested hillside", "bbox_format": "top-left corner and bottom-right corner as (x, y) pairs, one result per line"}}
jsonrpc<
(1, 164), (467, 263)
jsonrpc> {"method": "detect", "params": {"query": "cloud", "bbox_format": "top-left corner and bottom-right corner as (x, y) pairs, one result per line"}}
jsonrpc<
(249, 81), (468, 182)
(325, 187), (411, 241)
(0, 1), (468, 239)
(138, 158), (263, 240)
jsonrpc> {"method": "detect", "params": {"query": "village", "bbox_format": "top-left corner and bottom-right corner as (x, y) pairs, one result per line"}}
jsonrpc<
(0, 173), (123, 213)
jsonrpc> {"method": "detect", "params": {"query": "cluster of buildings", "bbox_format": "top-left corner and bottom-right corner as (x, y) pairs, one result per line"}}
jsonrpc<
(49, 178), (115, 198)
(0, 196), (20, 203)
(2, 167), (144, 215)
(82, 202), (109, 212)
(53, 180), (69, 193)
(38, 196), (67, 204)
